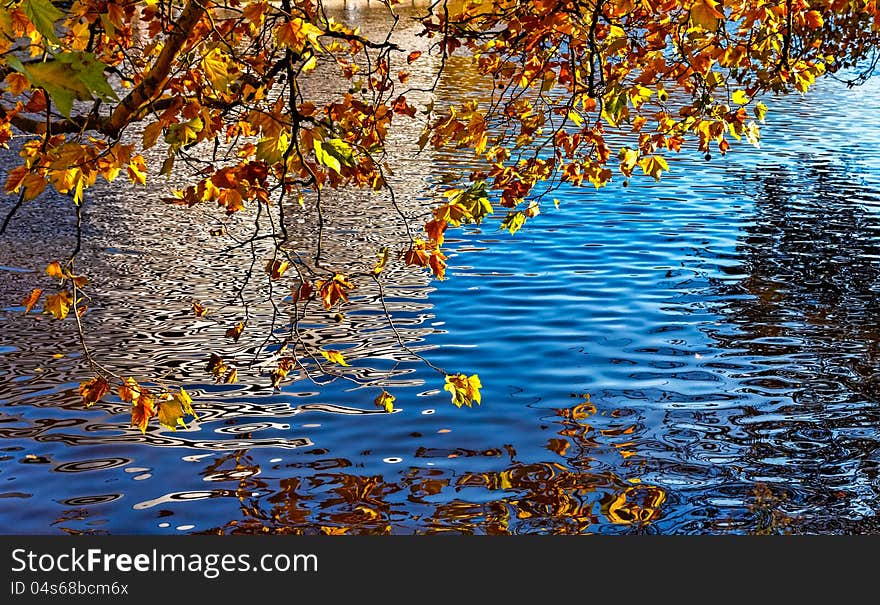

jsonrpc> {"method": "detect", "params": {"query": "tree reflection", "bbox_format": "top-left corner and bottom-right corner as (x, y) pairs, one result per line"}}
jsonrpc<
(703, 155), (880, 533)
(198, 398), (667, 535)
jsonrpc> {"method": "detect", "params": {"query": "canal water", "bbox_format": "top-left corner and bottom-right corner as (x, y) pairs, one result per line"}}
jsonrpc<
(1, 6), (880, 534)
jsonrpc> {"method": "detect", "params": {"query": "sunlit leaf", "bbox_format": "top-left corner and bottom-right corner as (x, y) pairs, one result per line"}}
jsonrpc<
(374, 390), (395, 413)
(321, 349), (350, 366)
(225, 321), (245, 342)
(44, 291), (72, 320)
(78, 376), (109, 408)
(444, 373), (482, 408)
(21, 288), (42, 313)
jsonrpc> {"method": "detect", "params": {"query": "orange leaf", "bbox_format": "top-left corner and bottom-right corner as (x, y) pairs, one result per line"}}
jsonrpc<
(316, 273), (354, 310)
(131, 388), (156, 434)
(225, 321), (245, 342)
(192, 302), (208, 317)
(407, 51), (422, 64)
(21, 288), (42, 314)
(45, 261), (64, 278)
(78, 376), (110, 408)
(118, 377), (140, 403)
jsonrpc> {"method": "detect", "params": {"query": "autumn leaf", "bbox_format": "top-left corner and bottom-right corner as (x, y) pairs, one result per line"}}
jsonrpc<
(444, 373), (482, 408)
(223, 367), (238, 384)
(21, 288), (42, 313)
(316, 273), (354, 309)
(44, 291), (72, 320)
(690, 0), (724, 30)
(225, 321), (245, 342)
(372, 247), (390, 275)
(321, 349), (350, 366)
(131, 388), (156, 435)
(265, 259), (290, 280)
(192, 302), (208, 317)
(118, 377), (140, 403)
(407, 51), (422, 64)
(374, 390), (395, 413)
(78, 376), (109, 408)
(639, 155), (669, 181)
(45, 261), (64, 279)
(157, 390), (196, 431)
(270, 358), (295, 388)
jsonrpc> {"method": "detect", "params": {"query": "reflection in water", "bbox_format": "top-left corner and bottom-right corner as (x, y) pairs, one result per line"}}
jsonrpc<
(188, 399), (668, 535)
(702, 156), (880, 533)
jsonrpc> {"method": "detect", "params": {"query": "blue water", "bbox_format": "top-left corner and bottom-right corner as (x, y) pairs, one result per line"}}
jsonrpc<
(2, 60), (880, 533)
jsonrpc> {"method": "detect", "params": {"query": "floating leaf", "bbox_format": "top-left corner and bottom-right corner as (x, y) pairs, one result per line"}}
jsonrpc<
(374, 390), (395, 413)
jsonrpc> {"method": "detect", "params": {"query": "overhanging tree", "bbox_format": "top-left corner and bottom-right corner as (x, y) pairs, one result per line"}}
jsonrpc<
(2, 0), (878, 432)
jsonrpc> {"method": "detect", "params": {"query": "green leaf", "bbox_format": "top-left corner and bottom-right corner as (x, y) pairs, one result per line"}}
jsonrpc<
(7, 52), (116, 118)
(22, 0), (63, 44)
(313, 138), (341, 174)
(500, 211), (526, 235)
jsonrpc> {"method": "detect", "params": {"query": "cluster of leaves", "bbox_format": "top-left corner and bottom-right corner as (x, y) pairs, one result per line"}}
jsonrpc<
(3, 1), (879, 427)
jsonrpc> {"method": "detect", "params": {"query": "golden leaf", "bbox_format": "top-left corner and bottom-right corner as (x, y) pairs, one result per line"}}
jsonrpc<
(44, 291), (72, 320)
(45, 261), (64, 278)
(374, 390), (395, 413)
(157, 393), (187, 431)
(444, 373), (482, 408)
(118, 377), (140, 403)
(225, 321), (245, 342)
(372, 247), (390, 275)
(321, 350), (350, 366)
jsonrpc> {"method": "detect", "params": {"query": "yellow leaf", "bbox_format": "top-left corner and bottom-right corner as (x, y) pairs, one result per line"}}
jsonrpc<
(202, 48), (236, 92)
(443, 373), (482, 408)
(638, 155), (669, 181)
(321, 350), (350, 366)
(157, 393), (187, 431)
(44, 290), (72, 319)
(372, 247), (390, 275)
(732, 90), (750, 106)
(690, 0), (723, 30)
(374, 390), (395, 413)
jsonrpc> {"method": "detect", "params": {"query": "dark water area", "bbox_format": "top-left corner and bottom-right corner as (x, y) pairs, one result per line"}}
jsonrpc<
(2, 7), (880, 534)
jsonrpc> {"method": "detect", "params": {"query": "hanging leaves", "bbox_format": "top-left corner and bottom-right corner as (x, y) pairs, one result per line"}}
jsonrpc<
(21, 288), (42, 314)
(316, 273), (354, 309)
(444, 374), (483, 408)
(374, 390), (395, 413)
(225, 321), (245, 342)
(78, 376), (109, 408)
